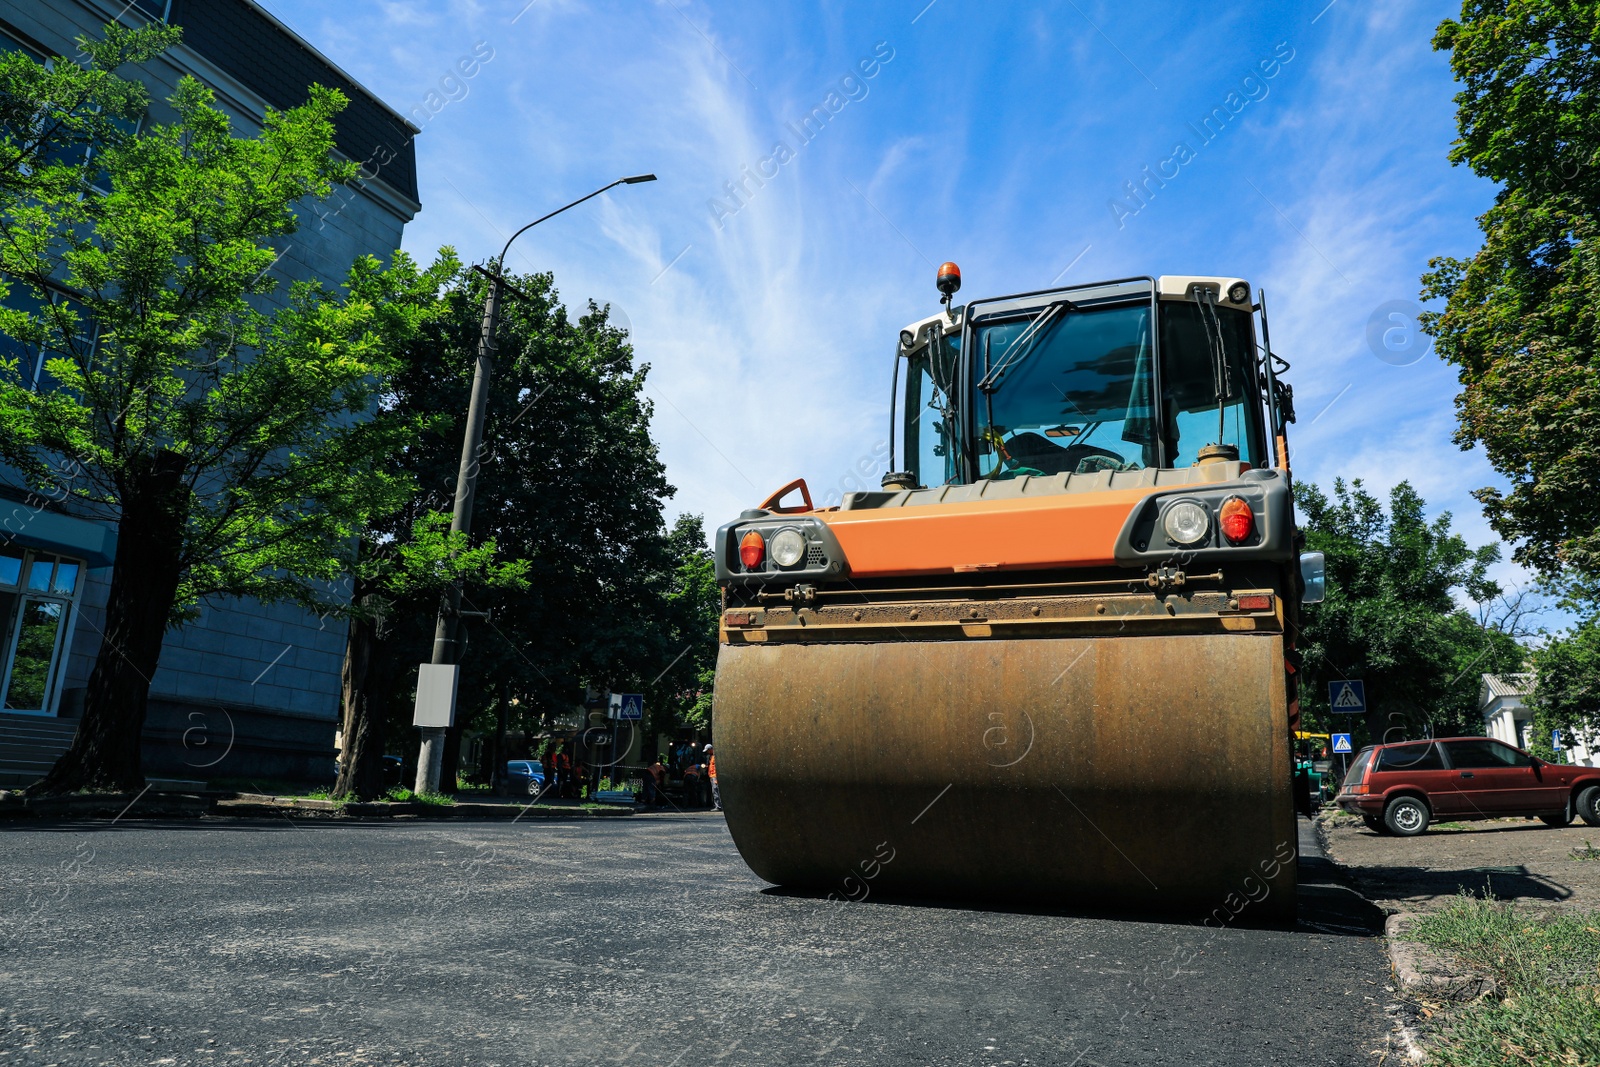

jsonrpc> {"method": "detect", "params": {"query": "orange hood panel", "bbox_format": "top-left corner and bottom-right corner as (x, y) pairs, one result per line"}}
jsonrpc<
(815, 487), (1153, 577)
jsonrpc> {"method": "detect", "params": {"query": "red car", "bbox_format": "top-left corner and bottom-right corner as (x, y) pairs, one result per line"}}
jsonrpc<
(1336, 736), (1600, 836)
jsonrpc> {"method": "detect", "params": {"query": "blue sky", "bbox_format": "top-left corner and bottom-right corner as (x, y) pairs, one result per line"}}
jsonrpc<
(258, 0), (1523, 597)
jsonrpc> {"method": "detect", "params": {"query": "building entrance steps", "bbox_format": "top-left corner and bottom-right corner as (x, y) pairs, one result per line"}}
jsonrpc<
(0, 712), (77, 788)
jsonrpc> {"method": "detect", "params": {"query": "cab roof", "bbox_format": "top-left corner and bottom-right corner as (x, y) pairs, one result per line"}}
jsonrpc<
(897, 274), (1251, 342)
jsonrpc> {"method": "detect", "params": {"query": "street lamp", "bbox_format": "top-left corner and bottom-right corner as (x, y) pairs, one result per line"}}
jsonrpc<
(415, 174), (658, 795)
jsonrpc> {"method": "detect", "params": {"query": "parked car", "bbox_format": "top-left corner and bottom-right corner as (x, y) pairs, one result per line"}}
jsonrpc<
(382, 755), (406, 788)
(504, 760), (546, 796)
(1336, 736), (1600, 836)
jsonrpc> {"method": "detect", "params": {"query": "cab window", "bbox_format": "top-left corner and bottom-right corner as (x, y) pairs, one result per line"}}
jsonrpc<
(1158, 302), (1265, 468)
(904, 332), (961, 488)
(970, 303), (1159, 478)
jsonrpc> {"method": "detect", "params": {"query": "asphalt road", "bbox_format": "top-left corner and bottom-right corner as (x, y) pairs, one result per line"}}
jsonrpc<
(1, 813), (1394, 1066)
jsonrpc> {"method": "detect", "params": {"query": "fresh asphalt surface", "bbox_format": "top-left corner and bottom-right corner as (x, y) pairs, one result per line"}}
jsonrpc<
(1, 813), (1394, 1066)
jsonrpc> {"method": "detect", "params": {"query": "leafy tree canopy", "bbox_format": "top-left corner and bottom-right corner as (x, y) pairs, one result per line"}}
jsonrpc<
(0, 22), (180, 204)
(1294, 479), (1527, 742)
(0, 27), (453, 792)
(0, 71), (459, 617)
(643, 513), (719, 734)
(1527, 584), (1600, 758)
(335, 506), (530, 801)
(349, 267), (714, 774)
(1422, 2), (1600, 580)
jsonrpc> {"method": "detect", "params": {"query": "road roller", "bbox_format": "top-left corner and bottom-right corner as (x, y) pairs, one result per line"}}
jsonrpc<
(711, 268), (1322, 918)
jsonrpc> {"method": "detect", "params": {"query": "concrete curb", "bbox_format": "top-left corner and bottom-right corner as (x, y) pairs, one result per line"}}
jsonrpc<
(6, 792), (215, 819)
(1378, 913), (1500, 1064)
(1384, 913), (1497, 1002)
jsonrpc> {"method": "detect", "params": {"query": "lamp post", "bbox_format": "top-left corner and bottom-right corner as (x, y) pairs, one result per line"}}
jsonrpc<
(415, 174), (658, 795)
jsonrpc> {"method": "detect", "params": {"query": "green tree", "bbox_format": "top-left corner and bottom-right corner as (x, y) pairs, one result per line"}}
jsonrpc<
(1294, 479), (1527, 744)
(1528, 597), (1600, 759)
(0, 43), (451, 793)
(0, 22), (179, 205)
(1422, 2), (1600, 580)
(334, 511), (529, 801)
(642, 514), (720, 736)
(350, 268), (682, 788)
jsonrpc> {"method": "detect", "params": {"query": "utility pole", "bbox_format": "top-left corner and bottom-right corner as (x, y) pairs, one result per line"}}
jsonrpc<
(415, 174), (657, 795)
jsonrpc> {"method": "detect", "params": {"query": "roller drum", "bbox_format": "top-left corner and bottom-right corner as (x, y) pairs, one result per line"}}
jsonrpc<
(716, 632), (1296, 917)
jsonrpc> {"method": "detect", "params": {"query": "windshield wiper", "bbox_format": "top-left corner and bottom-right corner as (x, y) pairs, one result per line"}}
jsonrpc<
(1194, 286), (1235, 443)
(975, 298), (1077, 394)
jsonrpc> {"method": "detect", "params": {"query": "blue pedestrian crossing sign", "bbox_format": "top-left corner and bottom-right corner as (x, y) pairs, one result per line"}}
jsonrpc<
(608, 693), (643, 721)
(1331, 733), (1353, 754)
(1328, 679), (1367, 715)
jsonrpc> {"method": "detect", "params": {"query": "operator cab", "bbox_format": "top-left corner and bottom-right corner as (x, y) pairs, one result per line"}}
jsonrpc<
(893, 272), (1289, 490)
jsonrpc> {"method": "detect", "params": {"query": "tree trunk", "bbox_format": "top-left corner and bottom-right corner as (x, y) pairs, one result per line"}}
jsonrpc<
(440, 721), (462, 794)
(332, 594), (386, 801)
(30, 452), (188, 795)
(490, 701), (508, 794)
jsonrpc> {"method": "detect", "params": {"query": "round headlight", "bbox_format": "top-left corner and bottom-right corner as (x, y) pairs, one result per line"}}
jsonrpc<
(1227, 281), (1250, 304)
(770, 527), (806, 567)
(1162, 501), (1210, 545)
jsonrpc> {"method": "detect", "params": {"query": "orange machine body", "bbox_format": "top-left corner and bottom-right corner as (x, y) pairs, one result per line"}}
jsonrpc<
(745, 463), (1262, 582)
(815, 485), (1150, 577)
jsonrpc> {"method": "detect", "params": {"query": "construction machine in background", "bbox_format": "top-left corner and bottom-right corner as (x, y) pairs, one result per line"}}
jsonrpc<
(1295, 731), (1334, 808)
(711, 267), (1324, 917)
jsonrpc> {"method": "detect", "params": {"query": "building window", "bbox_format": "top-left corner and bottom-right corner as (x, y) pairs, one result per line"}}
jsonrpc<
(0, 547), (85, 715)
(132, 1), (175, 22)
(0, 23), (46, 62)
(0, 285), (98, 391)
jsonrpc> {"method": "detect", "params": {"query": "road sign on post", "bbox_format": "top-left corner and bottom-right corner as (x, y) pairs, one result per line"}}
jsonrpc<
(1328, 679), (1367, 715)
(608, 693), (643, 721)
(1331, 733), (1353, 754)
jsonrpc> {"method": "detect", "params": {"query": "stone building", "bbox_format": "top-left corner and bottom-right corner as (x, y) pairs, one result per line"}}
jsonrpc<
(1479, 673), (1597, 767)
(0, 0), (420, 785)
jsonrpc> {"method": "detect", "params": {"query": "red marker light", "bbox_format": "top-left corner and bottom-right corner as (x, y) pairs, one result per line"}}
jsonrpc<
(1219, 497), (1254, 544)
(739, 530), (765, 569)
(936, 261), (962, 296)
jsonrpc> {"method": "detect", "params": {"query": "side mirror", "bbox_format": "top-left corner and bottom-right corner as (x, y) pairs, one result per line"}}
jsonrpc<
(1300, 551), (1326, 605)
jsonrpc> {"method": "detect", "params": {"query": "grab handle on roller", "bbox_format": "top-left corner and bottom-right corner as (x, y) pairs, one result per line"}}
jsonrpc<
(758, 478), (814, 514)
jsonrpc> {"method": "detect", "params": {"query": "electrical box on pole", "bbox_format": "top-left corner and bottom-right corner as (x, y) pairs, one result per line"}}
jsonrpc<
(413, 663), (460, 729)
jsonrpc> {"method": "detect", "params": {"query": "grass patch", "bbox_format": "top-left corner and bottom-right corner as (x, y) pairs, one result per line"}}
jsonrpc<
(1434, 822), (1469, 830)
(1408, 894), (1600, 1066)
(382, 787), (454, 806)
(1572, 841), (1600, 862)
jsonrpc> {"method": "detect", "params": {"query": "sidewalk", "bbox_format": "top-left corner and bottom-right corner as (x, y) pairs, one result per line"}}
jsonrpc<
(1317, 809), (1600, 914)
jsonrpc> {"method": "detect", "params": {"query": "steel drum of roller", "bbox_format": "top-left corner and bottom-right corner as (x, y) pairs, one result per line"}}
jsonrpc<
(715, 632), (1297, 917)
